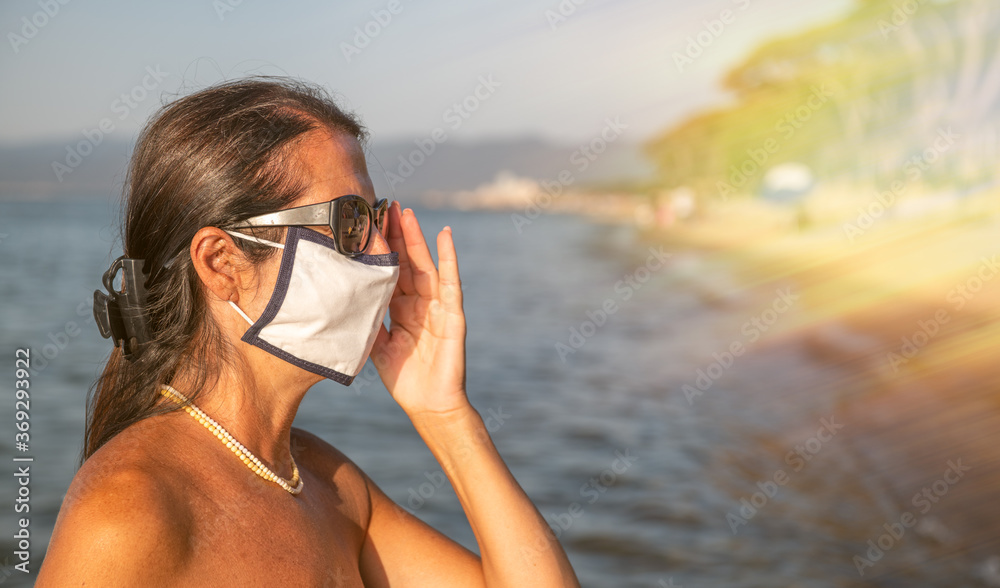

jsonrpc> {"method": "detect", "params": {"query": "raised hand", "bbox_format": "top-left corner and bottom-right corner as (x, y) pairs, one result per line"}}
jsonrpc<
(367, 203), (580, 588)
(370, 202), (469, 417)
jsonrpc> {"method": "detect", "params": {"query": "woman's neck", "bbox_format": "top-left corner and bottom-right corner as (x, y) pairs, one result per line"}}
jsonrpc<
(169, 350), (318, 480)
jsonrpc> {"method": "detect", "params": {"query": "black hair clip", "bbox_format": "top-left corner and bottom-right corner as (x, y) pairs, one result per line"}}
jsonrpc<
(93, 256), (152, 361)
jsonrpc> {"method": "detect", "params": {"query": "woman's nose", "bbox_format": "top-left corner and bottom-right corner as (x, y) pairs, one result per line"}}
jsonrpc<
(367, 225), (391, 255)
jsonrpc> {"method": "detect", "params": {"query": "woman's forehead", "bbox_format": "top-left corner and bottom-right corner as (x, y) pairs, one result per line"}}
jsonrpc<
(294, 130), (375, 206)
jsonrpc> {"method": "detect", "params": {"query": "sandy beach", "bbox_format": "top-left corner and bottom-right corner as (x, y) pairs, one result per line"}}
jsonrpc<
(646, 189), (1000, 583)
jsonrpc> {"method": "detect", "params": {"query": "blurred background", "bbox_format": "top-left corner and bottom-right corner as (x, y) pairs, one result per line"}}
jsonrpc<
(2, 0), (999, 585)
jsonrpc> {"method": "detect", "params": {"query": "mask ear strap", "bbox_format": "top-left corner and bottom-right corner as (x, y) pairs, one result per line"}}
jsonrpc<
(228, 301), (255, 326)
(226, 229), (285, 249)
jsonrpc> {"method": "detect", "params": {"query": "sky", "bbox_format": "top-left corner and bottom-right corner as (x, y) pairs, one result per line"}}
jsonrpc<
(0, 0), (851, 147)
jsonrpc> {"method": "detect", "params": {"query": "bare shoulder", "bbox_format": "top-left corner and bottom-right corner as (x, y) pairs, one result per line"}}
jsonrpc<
(291, 427), (375, 518)
(37, 425), (192, 586)
(291, 426), (366, 478)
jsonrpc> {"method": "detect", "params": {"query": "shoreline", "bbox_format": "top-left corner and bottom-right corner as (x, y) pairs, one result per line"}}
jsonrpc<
(641, 194), (1000, 581)
(430, 183), (1000, 580)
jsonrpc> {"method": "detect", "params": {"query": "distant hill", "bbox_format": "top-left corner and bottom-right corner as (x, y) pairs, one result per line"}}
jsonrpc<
(0, 139), (133, 201)
(0, 136), (653, 202)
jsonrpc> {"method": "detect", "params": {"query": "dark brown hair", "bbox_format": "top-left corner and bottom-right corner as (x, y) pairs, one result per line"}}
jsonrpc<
(83, 77), (366, 461)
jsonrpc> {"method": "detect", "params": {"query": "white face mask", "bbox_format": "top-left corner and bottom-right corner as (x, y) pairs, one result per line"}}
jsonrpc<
(226, 226), (399, 385)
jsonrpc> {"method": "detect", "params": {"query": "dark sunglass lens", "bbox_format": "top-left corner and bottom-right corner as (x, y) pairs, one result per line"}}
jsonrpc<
(337, 199), (371, 253)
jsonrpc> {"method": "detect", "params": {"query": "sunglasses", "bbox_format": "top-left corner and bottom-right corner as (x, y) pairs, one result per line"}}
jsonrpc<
(229, 195), (389, 257)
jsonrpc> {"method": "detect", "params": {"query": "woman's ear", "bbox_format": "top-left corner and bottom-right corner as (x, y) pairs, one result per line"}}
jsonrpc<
(190, 227), (244, 304)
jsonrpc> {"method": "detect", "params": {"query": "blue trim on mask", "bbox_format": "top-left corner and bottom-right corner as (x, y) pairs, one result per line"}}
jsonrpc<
(296, 227), (400, 266)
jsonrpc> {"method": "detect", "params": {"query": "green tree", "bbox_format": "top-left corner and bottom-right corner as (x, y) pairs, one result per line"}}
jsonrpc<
(646, 0), (998, 200)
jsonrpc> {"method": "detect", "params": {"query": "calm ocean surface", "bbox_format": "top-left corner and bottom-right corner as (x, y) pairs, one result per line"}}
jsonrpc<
(0, 199), (981, 586)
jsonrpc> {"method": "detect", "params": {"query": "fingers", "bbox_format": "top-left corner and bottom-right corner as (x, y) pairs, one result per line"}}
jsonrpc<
(436, 226), (463, 313)
(400, 208), (438, 299)
(373, 322), (390, 349)
(387, 202), (414, 296)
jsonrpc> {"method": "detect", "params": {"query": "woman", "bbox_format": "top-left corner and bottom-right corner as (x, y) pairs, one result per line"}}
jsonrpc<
(37, 78), (579, 587)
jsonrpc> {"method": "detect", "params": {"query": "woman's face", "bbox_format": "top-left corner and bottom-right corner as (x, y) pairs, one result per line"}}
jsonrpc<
(235, 129), (391, 336)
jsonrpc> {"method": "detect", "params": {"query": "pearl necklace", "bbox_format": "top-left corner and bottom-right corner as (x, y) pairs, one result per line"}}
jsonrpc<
(159, 385), (304, 495)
